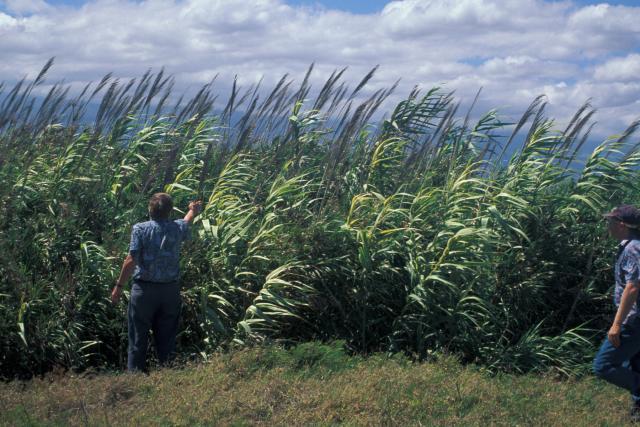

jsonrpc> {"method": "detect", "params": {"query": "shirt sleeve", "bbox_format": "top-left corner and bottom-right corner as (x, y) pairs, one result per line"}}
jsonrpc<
(174, 219), (190, 242)
(623, 245), (640, 288)
(129, 224), (143, 263)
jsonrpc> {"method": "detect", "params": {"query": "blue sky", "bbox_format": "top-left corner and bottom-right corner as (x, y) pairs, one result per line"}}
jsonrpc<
(3, 0), (640, 19)
(7, 0), (640, 13)
(6, 0), (393, 13)
(25, 0), (640, 8)
(1, 0), (639, 137)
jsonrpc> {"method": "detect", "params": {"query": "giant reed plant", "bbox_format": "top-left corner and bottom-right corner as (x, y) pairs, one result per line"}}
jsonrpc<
(1, 60), (638, 378)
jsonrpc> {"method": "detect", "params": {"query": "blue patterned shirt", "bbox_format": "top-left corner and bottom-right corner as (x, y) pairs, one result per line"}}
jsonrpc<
(129, 219), (190, 283)
(614, 239), (640, 324)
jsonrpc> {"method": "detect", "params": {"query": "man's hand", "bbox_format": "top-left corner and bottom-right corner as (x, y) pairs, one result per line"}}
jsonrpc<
(189, 200), (202, 215)
(184, 200), (203, 223)
(111, 284), (123, 304)
(608, 323), (622, 348)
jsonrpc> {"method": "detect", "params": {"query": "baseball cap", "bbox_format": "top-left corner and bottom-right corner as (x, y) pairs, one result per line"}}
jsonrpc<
(603, 205), (640, 228)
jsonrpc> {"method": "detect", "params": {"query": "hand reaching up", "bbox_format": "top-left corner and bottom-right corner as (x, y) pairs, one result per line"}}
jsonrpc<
(189, 200), (202, 215)
(184, 200), (203, 223)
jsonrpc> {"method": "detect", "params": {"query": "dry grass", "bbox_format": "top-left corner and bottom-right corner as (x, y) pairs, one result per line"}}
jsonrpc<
(0, 344), (632, 426)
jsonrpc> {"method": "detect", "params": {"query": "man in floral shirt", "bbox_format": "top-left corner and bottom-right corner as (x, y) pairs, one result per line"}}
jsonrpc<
(593, 205), (640, 421)
(111, 193), (201, 372)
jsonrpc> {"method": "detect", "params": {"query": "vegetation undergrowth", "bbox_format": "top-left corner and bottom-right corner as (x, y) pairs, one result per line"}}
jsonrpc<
(2, 59), (639, 379)
(0, 342), (635, 426)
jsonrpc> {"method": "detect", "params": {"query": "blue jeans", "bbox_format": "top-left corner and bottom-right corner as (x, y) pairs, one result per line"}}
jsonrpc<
(593, 316), (640, 402)
(127, 281), (181, 372)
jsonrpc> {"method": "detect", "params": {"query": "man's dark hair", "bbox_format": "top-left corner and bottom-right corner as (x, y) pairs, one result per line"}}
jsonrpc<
(149, 193), (173, 220)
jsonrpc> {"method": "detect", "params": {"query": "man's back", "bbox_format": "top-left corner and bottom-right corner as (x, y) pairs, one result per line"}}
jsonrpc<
(129, 219), (189, 284)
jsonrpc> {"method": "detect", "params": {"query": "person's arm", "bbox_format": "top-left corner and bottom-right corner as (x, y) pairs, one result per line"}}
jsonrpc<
(111, 254), (136, 304)
(111, 224), (142, 304)
(183, 200), (202, 224)
(608, 283), (640, 347)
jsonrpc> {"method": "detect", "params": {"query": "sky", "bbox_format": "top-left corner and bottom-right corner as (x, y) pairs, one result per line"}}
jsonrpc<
(1, 0), (639, 137)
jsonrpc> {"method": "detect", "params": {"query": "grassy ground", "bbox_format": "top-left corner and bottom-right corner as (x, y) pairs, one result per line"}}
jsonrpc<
(0, 342), (632, 426)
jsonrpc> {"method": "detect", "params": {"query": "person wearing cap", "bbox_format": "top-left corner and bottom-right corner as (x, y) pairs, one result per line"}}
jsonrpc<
(593, 205), (640, 420)
(110, 193), (202, 372)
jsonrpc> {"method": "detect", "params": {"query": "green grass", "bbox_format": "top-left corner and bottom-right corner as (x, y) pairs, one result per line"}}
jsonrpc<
(0, 342), (633, 426)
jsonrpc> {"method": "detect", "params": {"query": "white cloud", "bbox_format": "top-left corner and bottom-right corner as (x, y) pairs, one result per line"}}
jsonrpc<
(594, 54), (640, 82)
(0, 0), (638, 138)
(2, 0), (50, 14)
(567, 4), (640, 56)
(569, 3), (640, 33)
(0, 12), (19, 35)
